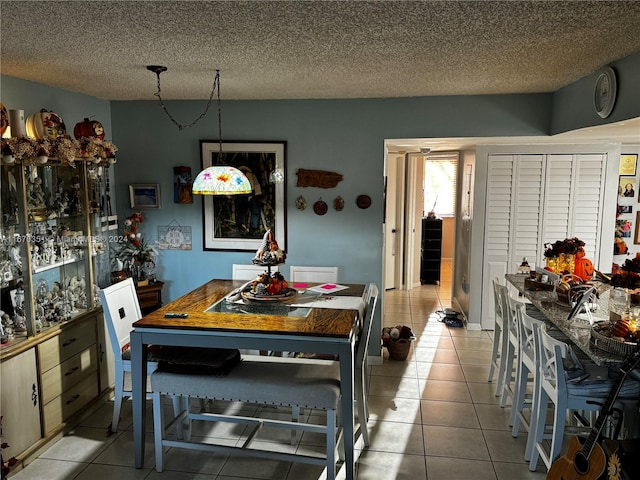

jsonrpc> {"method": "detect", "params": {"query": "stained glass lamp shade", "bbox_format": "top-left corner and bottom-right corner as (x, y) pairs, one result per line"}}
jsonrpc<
(192, 166), (252, 195)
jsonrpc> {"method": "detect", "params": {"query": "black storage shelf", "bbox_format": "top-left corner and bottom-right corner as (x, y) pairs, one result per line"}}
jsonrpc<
(420, 217), (442, 284)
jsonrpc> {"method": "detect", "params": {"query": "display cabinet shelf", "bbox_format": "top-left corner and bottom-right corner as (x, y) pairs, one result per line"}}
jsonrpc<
(32, 255), (84, 274)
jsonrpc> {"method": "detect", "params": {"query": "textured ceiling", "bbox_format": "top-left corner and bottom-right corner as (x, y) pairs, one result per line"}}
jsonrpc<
(2, 1), (640, 101)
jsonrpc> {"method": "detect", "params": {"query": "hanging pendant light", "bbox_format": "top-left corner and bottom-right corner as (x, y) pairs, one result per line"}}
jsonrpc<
(192, 165), (251, 195)
(147, 66), (250, 195)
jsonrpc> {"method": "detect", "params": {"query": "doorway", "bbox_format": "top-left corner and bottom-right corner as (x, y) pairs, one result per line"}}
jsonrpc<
(383, 149), (458, 292)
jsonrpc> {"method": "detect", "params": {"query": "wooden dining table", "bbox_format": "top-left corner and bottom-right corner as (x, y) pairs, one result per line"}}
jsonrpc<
(130, 279), (367, 480)
(505, 274), (623, 366)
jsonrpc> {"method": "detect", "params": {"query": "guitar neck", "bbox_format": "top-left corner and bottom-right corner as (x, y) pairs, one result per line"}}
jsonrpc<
(581, 352), (640, 458)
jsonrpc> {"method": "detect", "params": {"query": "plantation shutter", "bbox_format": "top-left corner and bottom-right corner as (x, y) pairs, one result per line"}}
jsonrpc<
(482, 152), (608, 327)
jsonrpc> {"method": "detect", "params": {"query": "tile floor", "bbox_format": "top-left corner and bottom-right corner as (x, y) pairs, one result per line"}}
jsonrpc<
(9, 262), (548, 479)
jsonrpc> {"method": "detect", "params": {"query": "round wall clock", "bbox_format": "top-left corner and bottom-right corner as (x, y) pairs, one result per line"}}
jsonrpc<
(593, 67), (617, 119)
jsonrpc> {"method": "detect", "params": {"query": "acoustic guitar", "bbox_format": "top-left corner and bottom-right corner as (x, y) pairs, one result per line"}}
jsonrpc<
(546, 345), (640, 480)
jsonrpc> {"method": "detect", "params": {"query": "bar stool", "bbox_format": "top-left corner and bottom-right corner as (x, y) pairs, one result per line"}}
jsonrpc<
(499, 295), (522, 409)
(529, 324), (640, 471)
(488, 279), (508, 397)
(510, 308), (544, 461)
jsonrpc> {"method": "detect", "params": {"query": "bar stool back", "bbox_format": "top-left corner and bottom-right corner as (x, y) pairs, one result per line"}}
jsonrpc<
(529, 325), (622, 471)
(499, 295), (522, 408)
(488, 280), (509, 397)
(510, 308), (544, 461)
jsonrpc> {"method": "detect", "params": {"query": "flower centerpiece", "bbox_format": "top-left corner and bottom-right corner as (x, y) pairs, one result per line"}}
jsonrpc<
(382, 324), (415, 361)
(543, 237), (585, 274)
(610, 253), (640, 304)
(115, 212), (157, 285)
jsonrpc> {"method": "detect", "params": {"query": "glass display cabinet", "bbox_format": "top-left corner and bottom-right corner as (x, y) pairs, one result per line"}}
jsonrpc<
(0, 159), (116, 349)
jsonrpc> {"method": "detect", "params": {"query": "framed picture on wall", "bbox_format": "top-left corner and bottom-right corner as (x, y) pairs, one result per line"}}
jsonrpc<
(619, 177), (636, 198)
(129, 184), (161, 209)
(619, 154), (638, 176)
(200, 141), (287, 251)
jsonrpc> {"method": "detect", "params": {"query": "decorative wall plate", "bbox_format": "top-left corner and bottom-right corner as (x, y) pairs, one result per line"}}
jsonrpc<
(313, 199), (328, 215)
(333, 196), (344, 211)
(295, 195), (307, 211)
(356, 194), (371, 209)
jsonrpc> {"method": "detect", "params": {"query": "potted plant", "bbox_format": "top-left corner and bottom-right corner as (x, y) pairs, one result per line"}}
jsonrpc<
(115, 212), (157, 285)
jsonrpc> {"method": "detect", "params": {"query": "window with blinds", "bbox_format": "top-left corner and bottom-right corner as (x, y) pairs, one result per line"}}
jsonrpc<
(424, 153), (458, 217)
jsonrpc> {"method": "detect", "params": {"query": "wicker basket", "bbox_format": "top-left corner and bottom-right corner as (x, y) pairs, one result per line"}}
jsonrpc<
(386, 338), (412, 361)
(590, 322), (636, 358)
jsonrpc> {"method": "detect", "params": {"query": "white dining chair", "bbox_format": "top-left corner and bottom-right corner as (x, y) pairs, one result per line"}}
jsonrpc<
(289, 266), (338, 283)
(99, 278), (181, 433)
(232, 263), (277, 281)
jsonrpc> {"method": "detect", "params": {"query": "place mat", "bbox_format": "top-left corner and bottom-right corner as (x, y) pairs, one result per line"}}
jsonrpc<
(289, 294), (364, 313)
(307, 283), (349, 294)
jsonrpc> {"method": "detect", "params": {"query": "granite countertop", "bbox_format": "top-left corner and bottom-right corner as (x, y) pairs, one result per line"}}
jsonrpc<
(505, 274), (622, 366)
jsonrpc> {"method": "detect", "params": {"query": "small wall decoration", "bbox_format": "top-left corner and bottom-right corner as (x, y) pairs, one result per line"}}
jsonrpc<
(158, 222), (192, 250)
(619, 177), (636, 198)
(296, 168), (343, 188)
(295, 195), (307, 211)
(173, 166), (193, 204)
(313, 198), (328, 215)
(356, 194), (372, 209)
(129, 183), (161, 209)
(333, 196), (344, 211)
(619, 154), (638, 176)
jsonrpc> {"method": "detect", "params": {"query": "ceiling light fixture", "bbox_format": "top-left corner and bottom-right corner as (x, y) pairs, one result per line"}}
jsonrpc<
(147, 65), (251, 195)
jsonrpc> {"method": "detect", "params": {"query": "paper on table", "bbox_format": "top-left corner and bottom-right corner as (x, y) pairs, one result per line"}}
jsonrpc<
(307, 283), (349, 294)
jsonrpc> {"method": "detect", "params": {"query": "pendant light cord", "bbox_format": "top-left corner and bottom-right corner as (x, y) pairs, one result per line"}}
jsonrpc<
(151, 68), (221, 133)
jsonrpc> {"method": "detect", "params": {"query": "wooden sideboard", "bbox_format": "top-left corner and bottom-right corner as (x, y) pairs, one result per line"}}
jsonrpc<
(135, 281), (164, 314)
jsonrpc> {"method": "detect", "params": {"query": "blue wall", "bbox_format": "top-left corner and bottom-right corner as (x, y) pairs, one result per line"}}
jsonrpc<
(109, 94), (551, 301)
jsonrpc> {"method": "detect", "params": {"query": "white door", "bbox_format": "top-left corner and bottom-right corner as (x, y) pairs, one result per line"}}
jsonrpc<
(384, 154), (404, 289)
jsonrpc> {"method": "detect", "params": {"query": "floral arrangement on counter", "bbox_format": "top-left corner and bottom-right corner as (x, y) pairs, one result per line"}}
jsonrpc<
(1, 136), (117, 166)
(610, 252), (640, 289)
(543, 237), (585, 258)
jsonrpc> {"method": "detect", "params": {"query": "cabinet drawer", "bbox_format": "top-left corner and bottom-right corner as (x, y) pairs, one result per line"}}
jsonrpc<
(40, 345), (98, 404)
(137, 291), (161, 309)
(38, 319), (96, 372)
(43, 374), (98, 434)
